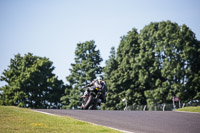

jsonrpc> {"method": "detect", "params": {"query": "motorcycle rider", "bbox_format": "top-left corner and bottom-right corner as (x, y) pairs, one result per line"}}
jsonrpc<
(83, 76), (107, 103)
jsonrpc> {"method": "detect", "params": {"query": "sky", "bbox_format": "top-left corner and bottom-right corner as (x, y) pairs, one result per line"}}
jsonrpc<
(0, 0), (200, 87)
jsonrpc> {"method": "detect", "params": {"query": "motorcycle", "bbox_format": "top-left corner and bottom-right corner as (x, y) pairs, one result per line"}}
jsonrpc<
(80, 87), (102, 110)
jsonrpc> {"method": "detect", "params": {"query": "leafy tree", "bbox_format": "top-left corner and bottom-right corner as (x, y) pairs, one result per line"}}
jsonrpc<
(0, 53), (65, 108)
(61, 40), (103, 109)
(141, 21), (200, 107)
(101, 47), (118, 110)
(103, 21), (200, 110)
(103, 29), (142, 110)
(103, 47), (117, 81)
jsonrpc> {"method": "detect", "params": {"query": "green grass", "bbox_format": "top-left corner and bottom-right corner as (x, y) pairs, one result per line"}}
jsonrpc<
(176, 106), (200, 113)
(0, 106), (121, 133)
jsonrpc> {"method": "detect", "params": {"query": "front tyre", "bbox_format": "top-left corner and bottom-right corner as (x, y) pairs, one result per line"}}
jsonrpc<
(83, 95), (93, 109)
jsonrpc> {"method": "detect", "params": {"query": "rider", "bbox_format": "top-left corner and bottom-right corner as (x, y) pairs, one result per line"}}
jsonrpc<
(83, 76), (107, 103)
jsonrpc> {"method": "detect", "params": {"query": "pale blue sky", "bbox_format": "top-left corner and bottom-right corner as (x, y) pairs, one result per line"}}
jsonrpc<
(0, 0), (200, 87)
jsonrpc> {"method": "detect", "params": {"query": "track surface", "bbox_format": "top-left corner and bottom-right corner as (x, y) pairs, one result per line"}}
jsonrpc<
(34, 109), (200, 133)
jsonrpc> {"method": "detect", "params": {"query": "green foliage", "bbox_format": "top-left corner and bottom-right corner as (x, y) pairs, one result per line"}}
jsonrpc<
(103, 21), (200, 109)
(103, 28), (142, 110)
(101, 47), (118, 110)
(61, 40), (103, 109)
(0, 53), (65, 108)
(4, 21), (197, 110)
(141, 21), (200, 106)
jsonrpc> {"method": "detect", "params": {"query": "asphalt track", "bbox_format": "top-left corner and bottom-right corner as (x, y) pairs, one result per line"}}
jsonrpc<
(33, 109), (200, 133)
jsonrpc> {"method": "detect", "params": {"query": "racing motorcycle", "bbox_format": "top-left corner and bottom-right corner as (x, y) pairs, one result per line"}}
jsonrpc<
(80, 87), (103, 110)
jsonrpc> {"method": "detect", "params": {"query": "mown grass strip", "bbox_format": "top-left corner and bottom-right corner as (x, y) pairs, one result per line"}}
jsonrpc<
(176, 106), (200, 113)
(0, 106), (121, 133)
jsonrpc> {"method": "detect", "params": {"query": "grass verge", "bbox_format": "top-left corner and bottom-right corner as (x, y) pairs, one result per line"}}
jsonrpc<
(176, 106), (200, 113)
(0, 106), (121, 133)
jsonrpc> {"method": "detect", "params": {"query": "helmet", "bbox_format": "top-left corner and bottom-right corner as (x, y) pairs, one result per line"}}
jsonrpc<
(96, 76), (102, 81)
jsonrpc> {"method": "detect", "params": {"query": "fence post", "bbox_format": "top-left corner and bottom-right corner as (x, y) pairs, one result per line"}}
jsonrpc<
(172, 97), (175, 109)
(162, 104), (166, 111)
(143, 105), (147, 111)
(122, 98), (127, 110)
(182, 103), (185, 108)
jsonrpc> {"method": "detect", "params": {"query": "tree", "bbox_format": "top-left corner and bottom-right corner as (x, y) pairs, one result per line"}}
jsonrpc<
(101, 47), (118, 110)
(103, 47), (117, 81)
(103, 21), (200, 110)
(103, 28), (142, 110)
(138, 21), (200, 108)
(0, 53), (65, 108)
(61, 40), (103, 109)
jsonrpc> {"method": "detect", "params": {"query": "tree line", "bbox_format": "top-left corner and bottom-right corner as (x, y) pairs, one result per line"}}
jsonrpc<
(1, 21), (200, 109)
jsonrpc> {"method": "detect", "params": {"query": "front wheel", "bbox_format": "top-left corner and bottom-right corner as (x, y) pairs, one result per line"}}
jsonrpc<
(83, 95), (93, 109)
